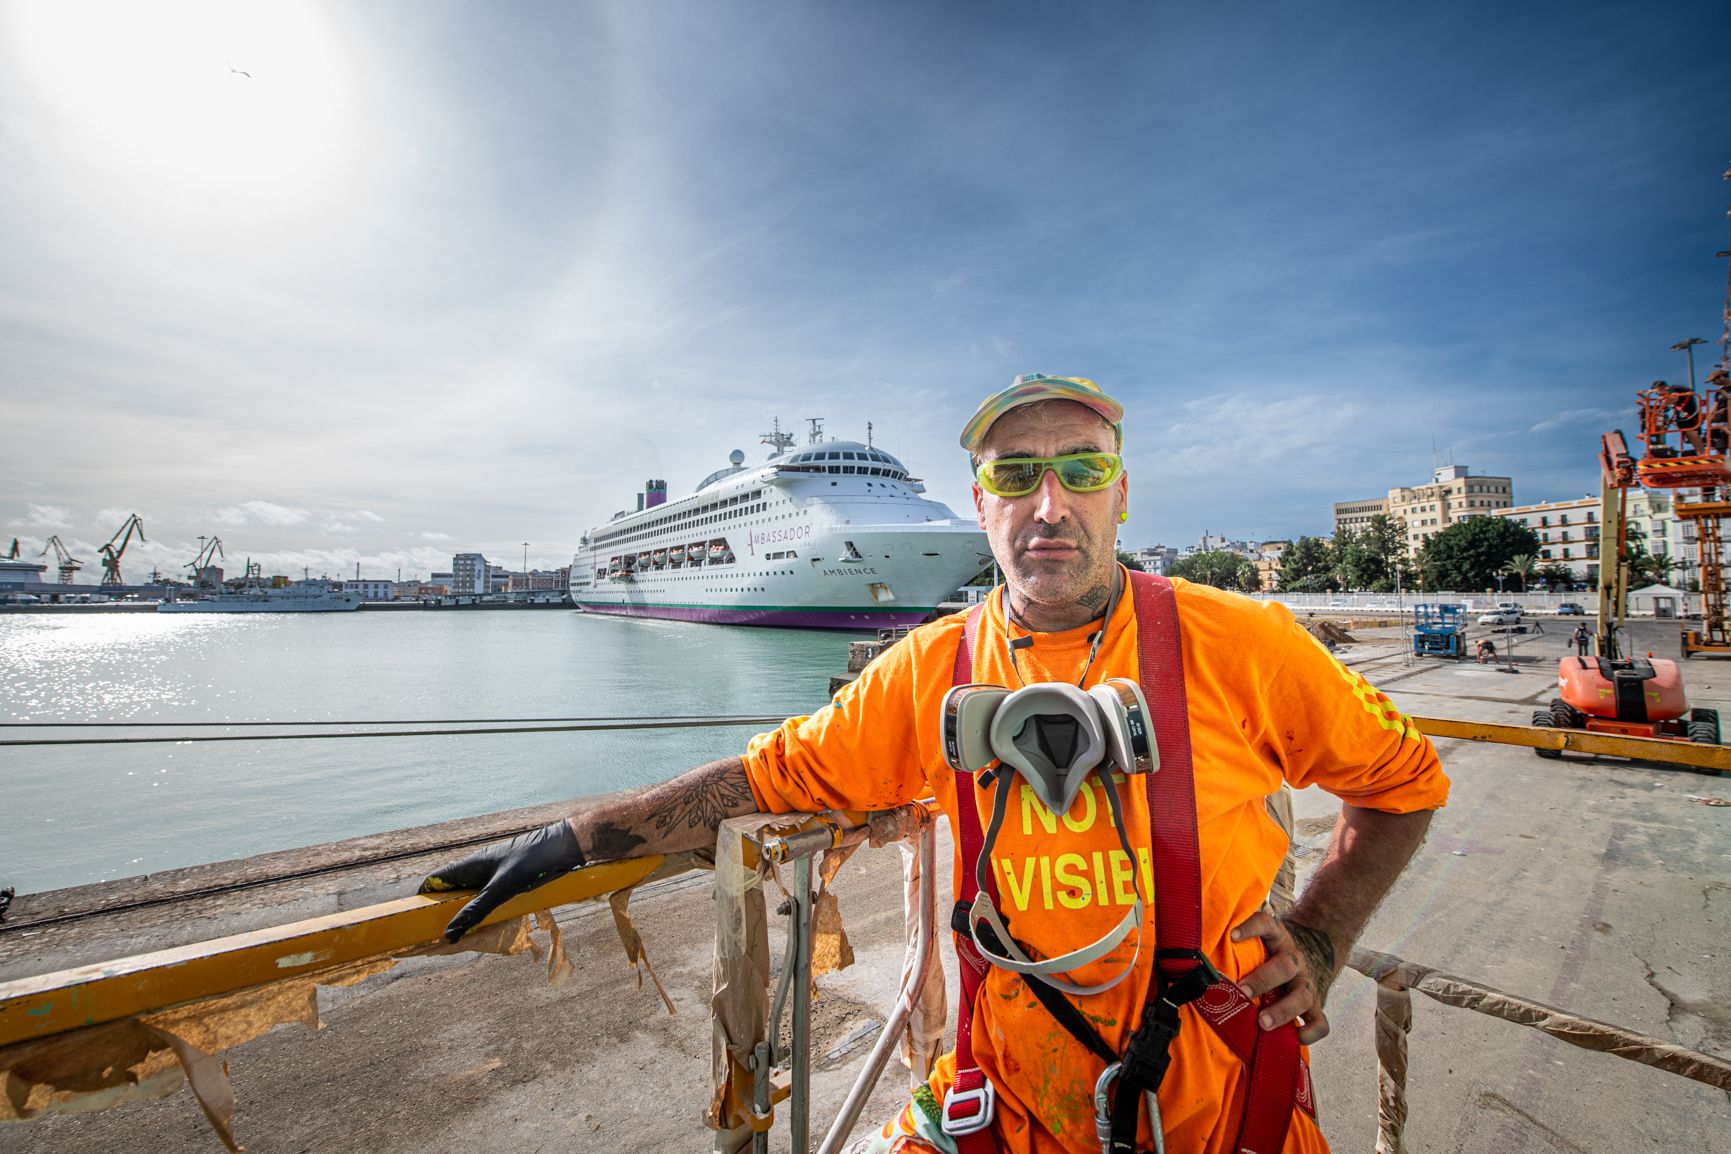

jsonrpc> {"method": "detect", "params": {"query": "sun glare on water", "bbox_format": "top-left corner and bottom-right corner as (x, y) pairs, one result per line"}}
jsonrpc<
(9, 0), (354, 200)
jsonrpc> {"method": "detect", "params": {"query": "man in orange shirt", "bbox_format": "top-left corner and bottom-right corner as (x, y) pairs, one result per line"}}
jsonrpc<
(424, 374), (1448, 1153)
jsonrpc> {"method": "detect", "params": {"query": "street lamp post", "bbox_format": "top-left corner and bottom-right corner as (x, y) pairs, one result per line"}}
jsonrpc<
(522, 542), (529, 597)
(1672, 338), (1708, 390)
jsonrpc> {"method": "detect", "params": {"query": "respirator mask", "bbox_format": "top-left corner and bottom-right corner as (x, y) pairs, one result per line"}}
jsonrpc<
(941, 677), (1159, 995)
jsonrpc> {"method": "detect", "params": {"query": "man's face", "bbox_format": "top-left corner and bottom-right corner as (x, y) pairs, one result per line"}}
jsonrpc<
(972, 400), (1127, 615)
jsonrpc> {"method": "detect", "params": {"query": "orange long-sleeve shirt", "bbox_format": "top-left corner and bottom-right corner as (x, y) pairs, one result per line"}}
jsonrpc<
(742, 576), (1448, 1153)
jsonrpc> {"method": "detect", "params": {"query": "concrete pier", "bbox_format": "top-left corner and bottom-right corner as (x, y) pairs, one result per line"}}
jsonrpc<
(2, 618), (1727, 1152)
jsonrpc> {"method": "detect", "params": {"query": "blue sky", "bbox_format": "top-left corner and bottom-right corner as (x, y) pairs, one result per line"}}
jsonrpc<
(1, 0), (1727, 580)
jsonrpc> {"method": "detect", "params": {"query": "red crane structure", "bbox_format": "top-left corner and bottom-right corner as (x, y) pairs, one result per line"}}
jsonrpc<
(97, 514), (146, 587)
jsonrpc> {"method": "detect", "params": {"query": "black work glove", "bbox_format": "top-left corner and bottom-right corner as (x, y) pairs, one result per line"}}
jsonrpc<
(419, 820), (586, 943)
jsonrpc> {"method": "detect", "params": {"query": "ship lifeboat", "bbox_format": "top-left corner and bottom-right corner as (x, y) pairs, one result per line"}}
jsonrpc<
(652, 548), (668, 568)
(709, 539), (734, 564)
(637, 551), (652, 570)
(668, 549), (684, 567)
(607, 556), (622, 577)
(687, 543), (706, 565)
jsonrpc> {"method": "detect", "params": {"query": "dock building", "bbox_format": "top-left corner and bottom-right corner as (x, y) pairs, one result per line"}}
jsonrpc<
(450, 555), (489, 595)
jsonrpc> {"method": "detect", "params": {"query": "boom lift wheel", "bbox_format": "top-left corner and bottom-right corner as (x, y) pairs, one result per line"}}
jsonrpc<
(1530, 710), (1563, 760)
(1687, 706), (1720, 746)
(1549, 698), (1586, 729)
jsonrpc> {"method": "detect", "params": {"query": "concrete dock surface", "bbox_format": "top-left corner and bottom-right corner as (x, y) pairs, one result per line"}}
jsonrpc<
(2, 617), (1728, 1152)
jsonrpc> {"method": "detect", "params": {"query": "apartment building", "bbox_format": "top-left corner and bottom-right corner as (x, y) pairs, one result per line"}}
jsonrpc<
(1331, 497), (1389, 537)
(1254, 541), (1289, 592)
(1335, 466), (1514, 550)
(1494, 497), (1600, 584)
(450, 554), (489, 595)
(1128, 545), (1177, 575)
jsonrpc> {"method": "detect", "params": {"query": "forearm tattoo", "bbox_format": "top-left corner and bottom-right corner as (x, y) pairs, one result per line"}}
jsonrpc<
(578, 758), (757, 862)
(641, 758), (758, 834)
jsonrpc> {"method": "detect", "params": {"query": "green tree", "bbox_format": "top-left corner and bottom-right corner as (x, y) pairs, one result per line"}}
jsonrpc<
(1170, 549), (1252, 590)
(1630, 551), (1674, 589)
(1501, 553), (1537, 592)
(1535, 562), (1575, 590)
(1235, 558), (1264, 592)
(1417, 517), (1542, 592)
(1278, 535), (1338, 593)
(1117, 551), (1146, 572)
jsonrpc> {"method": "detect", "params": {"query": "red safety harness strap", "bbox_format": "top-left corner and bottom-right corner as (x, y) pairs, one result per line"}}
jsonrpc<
(945, 604), (998, 1150)
(1132, 571), (1311, 1154)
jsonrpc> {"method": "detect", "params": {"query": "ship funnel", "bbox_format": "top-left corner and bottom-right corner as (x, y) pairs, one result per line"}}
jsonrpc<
(645, 479), (667, 509)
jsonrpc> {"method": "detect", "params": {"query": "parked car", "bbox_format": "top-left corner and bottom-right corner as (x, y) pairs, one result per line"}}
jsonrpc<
(1557, 602), (1586, 615)
(1479, 609), (1523, 626)
(1496, 602), (1523, 614)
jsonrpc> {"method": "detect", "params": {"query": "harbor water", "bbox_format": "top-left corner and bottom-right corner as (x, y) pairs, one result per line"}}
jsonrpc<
(0, 611), (853, 895)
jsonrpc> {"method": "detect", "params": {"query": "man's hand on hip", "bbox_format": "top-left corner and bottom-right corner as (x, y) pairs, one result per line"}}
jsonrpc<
(1229, 910), (1337, 1045)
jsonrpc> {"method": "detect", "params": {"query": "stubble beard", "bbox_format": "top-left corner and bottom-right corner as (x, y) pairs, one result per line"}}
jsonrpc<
(1004, 526), (1115, 623)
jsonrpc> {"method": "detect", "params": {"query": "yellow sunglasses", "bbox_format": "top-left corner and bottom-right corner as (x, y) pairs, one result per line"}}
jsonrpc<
(975, 451), (1124, 498)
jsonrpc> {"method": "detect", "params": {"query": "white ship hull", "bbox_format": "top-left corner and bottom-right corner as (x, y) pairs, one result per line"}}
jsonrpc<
(572, 435), (991, 630)
(158, 581), (364, 613)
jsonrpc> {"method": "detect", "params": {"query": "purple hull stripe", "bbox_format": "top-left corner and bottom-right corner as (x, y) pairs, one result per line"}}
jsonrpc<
(574, 602), (932, 630)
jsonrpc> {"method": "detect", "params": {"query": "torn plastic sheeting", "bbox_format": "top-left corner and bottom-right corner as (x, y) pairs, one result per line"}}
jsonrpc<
(1264, 785), (1297, 915)
(0, 956), (392, 1149)
(1372, 982), (1412, 1154)
(898, 839), (945, 1080)
(0, 909), (577, 1147)
(707, 815), (771, 1134)
(1349, 946), (1731, 1091)
(609, 890), (674, 1014)
(810, 889), (855, 979)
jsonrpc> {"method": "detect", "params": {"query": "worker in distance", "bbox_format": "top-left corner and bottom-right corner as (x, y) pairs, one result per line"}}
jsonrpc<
(423, 373), (1449, 1154)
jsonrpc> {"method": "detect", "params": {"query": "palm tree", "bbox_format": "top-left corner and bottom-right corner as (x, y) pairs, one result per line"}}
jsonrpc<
(1632, 552), (1675, 588)
(1501, 554), (1537, 592)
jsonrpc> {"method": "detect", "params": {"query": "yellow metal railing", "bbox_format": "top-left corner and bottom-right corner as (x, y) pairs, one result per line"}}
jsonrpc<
(2, 720), (1726, 1151)
(1413, 714), (1731, 774)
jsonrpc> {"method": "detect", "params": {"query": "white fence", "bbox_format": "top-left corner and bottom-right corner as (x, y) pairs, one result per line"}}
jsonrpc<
(1246, 590), (1694, 617)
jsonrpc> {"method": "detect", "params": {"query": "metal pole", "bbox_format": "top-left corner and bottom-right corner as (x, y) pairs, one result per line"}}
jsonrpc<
(817, 827), (939, 1154)
(790, 854), (814, 1153)
(1673, 338), (1706, 390)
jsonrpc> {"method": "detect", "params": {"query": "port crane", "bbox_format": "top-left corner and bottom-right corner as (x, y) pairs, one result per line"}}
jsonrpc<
(38, 536), (84, 584)
(97, 514), (146, 587)
(187, 536), (225, 588)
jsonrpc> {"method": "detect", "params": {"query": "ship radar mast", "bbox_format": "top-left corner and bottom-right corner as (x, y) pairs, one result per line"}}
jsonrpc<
(805, 417), (825, 445)
(759, 418), (796, 457)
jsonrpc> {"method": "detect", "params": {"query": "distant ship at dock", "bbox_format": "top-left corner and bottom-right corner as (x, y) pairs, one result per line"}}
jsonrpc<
(570, 420), (990, 630)
(157, 578), (364, 613)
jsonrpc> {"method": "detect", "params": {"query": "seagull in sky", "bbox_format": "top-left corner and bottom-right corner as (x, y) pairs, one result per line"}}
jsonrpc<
(229, 65), (252, 78)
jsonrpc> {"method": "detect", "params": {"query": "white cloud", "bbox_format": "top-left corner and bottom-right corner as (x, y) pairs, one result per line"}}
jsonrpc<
(211, 501), (310, 527)
(417, 531), (454, 540)
(21, 504), (73, 529)
(1529, 408), (1620, 434)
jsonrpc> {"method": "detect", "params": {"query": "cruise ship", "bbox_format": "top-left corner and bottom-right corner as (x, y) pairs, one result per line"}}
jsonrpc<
(570, 421), (991, 629)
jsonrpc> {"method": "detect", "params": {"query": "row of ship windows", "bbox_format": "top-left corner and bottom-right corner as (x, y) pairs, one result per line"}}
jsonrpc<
(783, 464), (908, 480)
(598, 500), (768, 549)
(784, 448), (906, 468)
